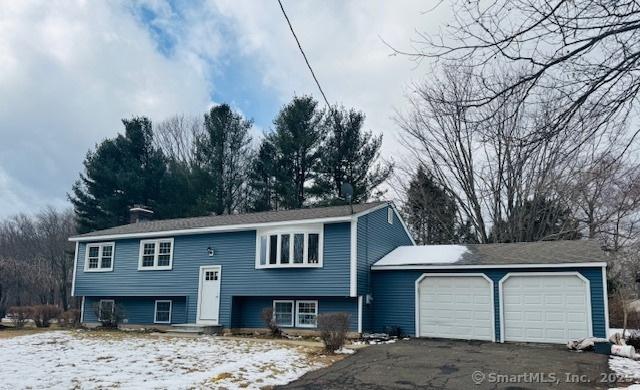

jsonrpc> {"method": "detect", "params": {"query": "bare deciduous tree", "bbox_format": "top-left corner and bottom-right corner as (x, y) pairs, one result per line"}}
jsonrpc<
(153, 114), (203, 165)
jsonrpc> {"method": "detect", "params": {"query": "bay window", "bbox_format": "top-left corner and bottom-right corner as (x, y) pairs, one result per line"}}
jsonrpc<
(256, 225), (323, 268)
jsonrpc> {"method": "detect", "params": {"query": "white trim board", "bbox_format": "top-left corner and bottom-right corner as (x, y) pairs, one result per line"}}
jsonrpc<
(69, 204), (393, 242)
(498, 271), (593, 343)
(372, 262), (607, 271)
(71, 241), (79, 297)
(350, 217), (358, 297)
(414, 273), (496, 342)
(357, 295), (363, 334)
(602, 265), (610, 335)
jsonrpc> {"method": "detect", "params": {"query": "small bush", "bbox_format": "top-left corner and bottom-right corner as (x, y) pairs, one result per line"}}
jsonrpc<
(93, 302), (125, 328)
(60, 309), (81, 328)
(7, 306), (32, 328)
(318, 312), (350, 352)
(32, 305), (63, 328)
(261, 308), (281, 337)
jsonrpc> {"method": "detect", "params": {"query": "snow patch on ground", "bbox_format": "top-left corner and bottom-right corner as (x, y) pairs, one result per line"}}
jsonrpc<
(0, 331), (323, 389)
(609, 356), (640, 383)
(335, 347), (355, 355)
(373, 245), (469, 266)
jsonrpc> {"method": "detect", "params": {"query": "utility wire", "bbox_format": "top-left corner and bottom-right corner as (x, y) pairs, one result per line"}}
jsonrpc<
(277, 0), (331, 108)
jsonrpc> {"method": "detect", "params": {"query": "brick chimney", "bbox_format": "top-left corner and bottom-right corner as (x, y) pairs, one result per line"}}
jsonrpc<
(129, 205), (154, 223)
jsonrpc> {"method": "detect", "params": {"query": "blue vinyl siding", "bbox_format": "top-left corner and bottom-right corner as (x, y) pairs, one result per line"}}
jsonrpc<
(230, 296), (358, 331)
(83, 296), (187, 324)
(370, 267), (607, 340)
(356, 205), (413, 330)
(75, 222), (351, 328)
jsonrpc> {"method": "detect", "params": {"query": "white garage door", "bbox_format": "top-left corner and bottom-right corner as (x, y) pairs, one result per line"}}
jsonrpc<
(501, 274), (591, 344)
(417, 275), (494, 341)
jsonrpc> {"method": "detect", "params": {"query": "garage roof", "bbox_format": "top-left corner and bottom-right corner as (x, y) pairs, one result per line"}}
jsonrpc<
(372, 240), (608, 269)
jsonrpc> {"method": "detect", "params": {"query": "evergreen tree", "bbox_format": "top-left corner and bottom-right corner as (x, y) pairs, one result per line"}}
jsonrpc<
(69, 117), (168, 233)
(268, 96), (325, 209)
(246, 140), (278, 212)
(403, 166), (460, 244)
(192, 104), (253, 215)
(489, 197), (581, 243)
(312, 106), (392, 204)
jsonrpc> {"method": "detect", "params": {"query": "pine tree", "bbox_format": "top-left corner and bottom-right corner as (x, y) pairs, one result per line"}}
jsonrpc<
(69, 117), (168, 233)
(312, 106), (392, 204)
(246, 140), (278, 211)
(403, 166), (460, 244)
(192, 104), (253, 215)
(268, 96), (325, 209)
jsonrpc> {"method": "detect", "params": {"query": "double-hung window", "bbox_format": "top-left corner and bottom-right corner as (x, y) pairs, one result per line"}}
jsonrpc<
(273, 300), (294, 327)
(256, 224), (323, 268)
(272, 300), (318, 328)
(138, 238), (174, 270)
(154, 300), (172, 324)
(84, 242), (115, 272)
(98, 299), (115, 321)
(295, 300), (318, 328)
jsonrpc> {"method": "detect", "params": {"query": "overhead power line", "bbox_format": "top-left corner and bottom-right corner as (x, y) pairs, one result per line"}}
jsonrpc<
(276, 0), (331, 107)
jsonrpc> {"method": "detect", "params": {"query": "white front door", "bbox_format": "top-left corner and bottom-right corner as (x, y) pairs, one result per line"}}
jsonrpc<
(417, 274), (494, 341)
(197, 266), (221, 324)
(501, 274), (591, 344)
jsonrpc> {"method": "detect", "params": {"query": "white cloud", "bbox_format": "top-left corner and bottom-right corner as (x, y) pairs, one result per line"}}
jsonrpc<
(0, 1), (213, 217)
(0, 0), (449, 217)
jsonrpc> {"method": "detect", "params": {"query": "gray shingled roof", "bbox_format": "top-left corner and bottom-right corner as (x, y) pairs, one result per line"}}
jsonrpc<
(71, 201), (386, 239)
(373, 240), (607, 267)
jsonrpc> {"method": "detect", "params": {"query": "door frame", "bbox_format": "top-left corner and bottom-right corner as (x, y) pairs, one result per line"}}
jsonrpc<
(414, 273), (495, 341)
(196, 265), (222, 325)
(498, 271), (592, 343)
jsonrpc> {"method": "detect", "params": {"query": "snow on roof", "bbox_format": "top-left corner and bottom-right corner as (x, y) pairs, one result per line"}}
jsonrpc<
(374, 245), (469, 266)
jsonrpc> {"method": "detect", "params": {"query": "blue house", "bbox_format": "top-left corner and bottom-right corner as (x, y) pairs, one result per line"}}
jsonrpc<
(70, 202), (609, 344)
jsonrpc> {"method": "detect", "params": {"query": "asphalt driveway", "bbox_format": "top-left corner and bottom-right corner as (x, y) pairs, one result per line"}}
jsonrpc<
(280, 338), (612, 389)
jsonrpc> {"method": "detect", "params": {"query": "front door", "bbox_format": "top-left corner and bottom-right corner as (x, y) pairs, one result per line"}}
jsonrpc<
(197, 266), (221, 324)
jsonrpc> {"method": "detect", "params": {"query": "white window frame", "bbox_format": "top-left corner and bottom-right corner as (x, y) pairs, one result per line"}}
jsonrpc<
(154, 300), (172, 324)
(138, 238), (174, 270)
(387, 207), (394, 224)
(84, 242), (115, 272)
(255, 224), (323, 269)
(98, 299), (115, 321)
(272, 300), (295, 327)
(295, 300), (318, 328)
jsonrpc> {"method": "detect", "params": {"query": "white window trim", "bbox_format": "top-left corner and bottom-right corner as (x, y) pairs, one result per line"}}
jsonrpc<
(84, 242), (115, 272)
(98, 299), (115, 321)
(154, 300), (172, 324)
(273, 300), (295, 327)
(295, 300), (318, 328)
(138, 238), (174, 270)
(255, 224), (323, 269)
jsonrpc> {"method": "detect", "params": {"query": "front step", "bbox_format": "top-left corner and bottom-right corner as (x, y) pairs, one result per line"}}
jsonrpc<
(169, 323), (223, 335)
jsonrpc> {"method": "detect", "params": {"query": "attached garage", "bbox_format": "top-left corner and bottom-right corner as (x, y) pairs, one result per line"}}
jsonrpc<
(500, 273), (591, 343)
(417, 274), (494, 341)
(370, 240), (609, 344)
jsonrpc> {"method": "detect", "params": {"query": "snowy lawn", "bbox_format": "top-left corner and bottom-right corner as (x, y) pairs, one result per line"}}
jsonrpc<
(0, 330), (335, 389)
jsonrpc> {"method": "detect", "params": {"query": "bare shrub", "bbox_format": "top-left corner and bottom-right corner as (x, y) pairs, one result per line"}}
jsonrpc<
(32, 305), (62, 328)
(261, 308), (281, 337)
(93, 303), (125, 328)
(627, 331), (640, 350)
(318, 312), (351, 352)
(7, 306), (32, 328)
(60, 309), (81, 328)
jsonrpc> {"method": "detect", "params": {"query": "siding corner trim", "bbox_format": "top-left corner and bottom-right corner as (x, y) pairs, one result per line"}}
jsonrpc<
(350, 217), (358, 297)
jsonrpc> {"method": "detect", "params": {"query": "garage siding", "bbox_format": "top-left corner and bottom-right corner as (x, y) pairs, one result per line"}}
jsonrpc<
(370, 267), (606, 340)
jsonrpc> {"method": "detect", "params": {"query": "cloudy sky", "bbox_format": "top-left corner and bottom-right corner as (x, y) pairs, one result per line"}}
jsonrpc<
(0, 0), (449, 217)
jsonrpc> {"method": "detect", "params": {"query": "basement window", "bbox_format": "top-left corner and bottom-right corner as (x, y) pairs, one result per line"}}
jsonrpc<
(154, 300), (172, 324)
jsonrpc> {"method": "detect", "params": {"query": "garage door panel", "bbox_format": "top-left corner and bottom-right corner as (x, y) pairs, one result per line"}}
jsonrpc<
(502, 274), (590, 344)
(419, 275), (494, 341)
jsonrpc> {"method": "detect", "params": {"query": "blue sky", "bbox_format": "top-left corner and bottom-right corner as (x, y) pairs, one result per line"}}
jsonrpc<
(0, 1), (447, 216)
